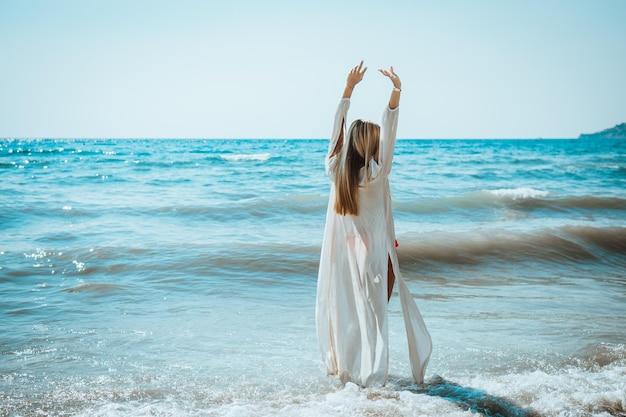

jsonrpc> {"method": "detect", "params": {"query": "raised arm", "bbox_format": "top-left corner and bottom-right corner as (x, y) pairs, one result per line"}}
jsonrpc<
(342, 60), (367, 99)
(327, 99), (350, 162)
(328, 61), (368, 159)
(379, 66), (401, 109)
(377, 66), (402, 176)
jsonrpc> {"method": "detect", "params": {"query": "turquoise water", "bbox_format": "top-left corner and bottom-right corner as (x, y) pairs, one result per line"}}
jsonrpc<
(1, 138), (625, 416)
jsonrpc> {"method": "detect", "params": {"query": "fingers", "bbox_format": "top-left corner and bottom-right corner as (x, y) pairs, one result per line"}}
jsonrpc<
(354, 60), (367, 75)
(346, 60), (367, 89)
(378, 66), (398, 78)
(349, 60), (367, 84)
(350, 61), (405, 83)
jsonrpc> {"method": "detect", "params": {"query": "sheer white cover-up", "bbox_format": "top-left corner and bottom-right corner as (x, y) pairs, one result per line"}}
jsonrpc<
(316, 98), (432, 387)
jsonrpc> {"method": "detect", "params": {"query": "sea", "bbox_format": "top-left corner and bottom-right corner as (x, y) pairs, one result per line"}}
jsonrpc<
(1, 137), (624, 417)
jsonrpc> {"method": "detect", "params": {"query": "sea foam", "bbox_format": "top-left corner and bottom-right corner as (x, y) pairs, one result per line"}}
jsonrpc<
(219, 152), (271, 162)
(488, 187), (550, 199)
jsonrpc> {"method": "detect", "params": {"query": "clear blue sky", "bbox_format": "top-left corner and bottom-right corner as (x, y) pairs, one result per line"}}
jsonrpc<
(1, 0), (625, 139)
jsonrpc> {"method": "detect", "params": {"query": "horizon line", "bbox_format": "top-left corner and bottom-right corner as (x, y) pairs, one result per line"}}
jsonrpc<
(0, 136), (583, 141)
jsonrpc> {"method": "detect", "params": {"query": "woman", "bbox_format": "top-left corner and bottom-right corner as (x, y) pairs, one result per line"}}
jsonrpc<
(316, 61), (432, 387)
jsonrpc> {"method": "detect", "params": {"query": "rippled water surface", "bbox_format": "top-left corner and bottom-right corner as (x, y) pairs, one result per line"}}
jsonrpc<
(1, 138), (625, 416)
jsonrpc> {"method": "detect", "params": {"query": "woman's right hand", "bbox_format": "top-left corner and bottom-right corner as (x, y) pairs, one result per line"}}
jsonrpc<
(347, 60), (367, 89)
(343, 60), (367, 98)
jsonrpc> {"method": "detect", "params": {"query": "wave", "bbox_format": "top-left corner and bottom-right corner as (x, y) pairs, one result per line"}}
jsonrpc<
(63, 283), (125, 294)
(487, 187), (549, 199)
(397, 225), (626, 267)
(395, 189), (626, 214)
(0, 197), (327, 228)
(130, 194), (329, 221)
(3, 192), (624, 228)
(25, 226), (620, 278)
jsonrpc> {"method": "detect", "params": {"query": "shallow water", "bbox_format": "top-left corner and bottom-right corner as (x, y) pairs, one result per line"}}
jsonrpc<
(1, 138), (625, 416)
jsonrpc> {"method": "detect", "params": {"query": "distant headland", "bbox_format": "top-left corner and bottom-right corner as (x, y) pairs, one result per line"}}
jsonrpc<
(578, 122), (626, 139)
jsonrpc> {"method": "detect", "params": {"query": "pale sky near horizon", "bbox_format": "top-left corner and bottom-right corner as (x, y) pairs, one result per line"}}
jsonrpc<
(1, 0), (625, 139)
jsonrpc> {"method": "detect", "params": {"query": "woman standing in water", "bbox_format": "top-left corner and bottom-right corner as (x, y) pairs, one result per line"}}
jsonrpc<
(316, 61), (432, 387)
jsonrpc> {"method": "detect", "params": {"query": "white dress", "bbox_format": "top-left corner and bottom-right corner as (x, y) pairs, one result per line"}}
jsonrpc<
(316, 98), (432, 387)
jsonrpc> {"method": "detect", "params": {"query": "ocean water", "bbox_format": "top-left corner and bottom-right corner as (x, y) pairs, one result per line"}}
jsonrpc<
(1, 138), (624, 417)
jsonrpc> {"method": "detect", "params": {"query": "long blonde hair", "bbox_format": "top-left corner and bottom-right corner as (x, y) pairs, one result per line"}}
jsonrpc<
(334, 119), (380, 216)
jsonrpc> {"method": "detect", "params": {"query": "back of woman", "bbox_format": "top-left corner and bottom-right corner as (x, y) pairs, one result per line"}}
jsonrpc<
(316, 61), (432, 388)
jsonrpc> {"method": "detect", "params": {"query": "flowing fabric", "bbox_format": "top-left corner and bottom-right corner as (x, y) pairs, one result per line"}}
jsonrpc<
(315, 98), (432, 387)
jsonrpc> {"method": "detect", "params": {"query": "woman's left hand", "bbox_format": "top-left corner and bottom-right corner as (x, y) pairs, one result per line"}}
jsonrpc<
(379, 66), (401, 90)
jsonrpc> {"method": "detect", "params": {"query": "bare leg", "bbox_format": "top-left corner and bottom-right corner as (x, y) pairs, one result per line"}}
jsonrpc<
(387, 256), (395, 302)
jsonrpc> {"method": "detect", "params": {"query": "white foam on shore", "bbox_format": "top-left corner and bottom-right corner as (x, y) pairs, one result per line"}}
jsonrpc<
(449, 361), (626, 417)
(67, 362), (625, 417)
